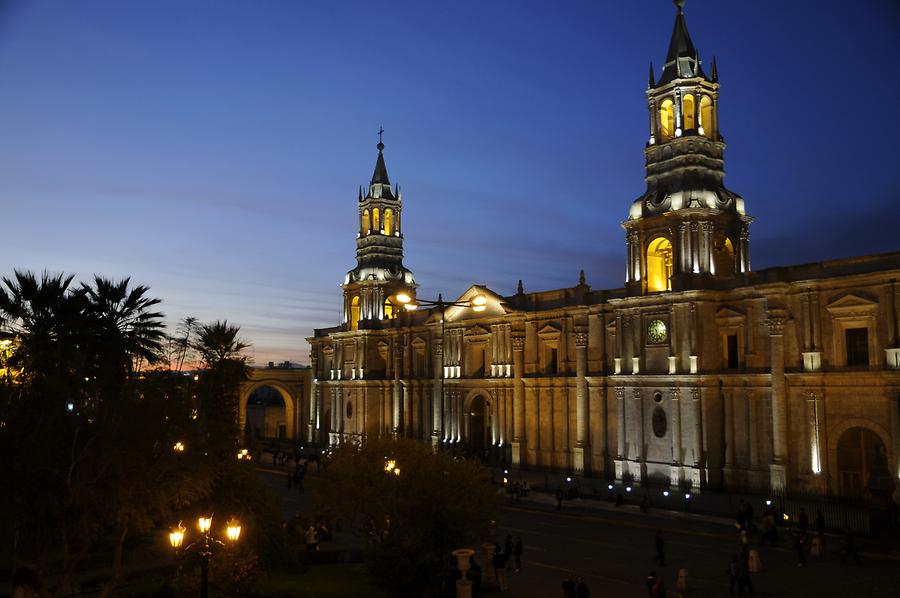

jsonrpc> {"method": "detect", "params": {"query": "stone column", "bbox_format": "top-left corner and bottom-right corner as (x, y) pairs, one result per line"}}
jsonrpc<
(309, 381), (321, 443)
(739, 228), (750, 273)
(723, 389), (734, 486)
(402, 382), (411, 437)
(766, 313), (789, 492)
(670, 387), (682, 487)
(632, 388), (644, 483)
(806, 392), (822, 476)
(392, 344), (402, 438)
(615, 387), (626, 480)
(748, 391), (760, 472)
(432, 341), (443, 448)
(689, 387), (703, 489)
(891, 394), (900, 493)
(511, 335), (526, 466)
(573, 328), (589, 474)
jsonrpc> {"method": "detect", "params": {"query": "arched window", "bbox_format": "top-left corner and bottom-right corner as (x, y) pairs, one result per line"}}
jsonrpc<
(712, 233), (735, 276)
(646, 237), (674, 292)
(659, 99), (675, 141)
(383, 299), (395, 320)
(362, 210), (370, 235)
(372, 208), (380, 233)
(384, 209), (393, 236)
(350, 296), (360, 331)
(683, 94), (696, 130)
(700, 95), (714, 139)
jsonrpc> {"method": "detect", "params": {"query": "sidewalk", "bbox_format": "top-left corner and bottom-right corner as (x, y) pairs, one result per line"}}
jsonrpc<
(493, 466), (900, 557)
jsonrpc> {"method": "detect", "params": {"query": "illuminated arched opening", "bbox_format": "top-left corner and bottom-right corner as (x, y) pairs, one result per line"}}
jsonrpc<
(837, 427), (894, 499)
(246, 385), (287, 441)
(646, 237), (674, 292)
(384, 209), (393, 236)
(700, 95), (714, 139)
(350, 296), (360, 330)
(362, 210), (370, 235)
(383, 299), (395, 320)
(372, 208), (380, 233)
(712, 233), (735, 276)
(683, 94), (695, 130)
(659, 99), (675, 141)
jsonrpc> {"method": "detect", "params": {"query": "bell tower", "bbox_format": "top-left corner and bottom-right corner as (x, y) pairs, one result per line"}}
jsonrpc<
(342, 133), (417, 330)
(624, 0), (751, 295)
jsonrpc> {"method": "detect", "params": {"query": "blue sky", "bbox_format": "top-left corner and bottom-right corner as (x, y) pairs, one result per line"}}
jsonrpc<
(1, 0), (898, 364)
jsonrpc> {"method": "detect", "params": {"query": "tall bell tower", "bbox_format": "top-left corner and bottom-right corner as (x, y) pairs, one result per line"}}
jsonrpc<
(624, 0), (751, 295)
(341, 133), (417, 330)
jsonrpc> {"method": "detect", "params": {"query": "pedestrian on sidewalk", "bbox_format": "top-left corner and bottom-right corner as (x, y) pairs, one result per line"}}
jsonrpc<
(561, 576), (576, 597)
(653, 530), (665, 567)
(556, 487), (563, 511)
(735, 552), (754, 596)
(727, 555), (738, 594)
(493, 544), (509, 591)
(650, 574), (666, 598)
(304, 525), (318, 551)
(575, 576), (590, 598)
(513, 537), (523, 571)
(840, 525), (862, 565)
(736, 500), (747, 531)
(645, 571), (657, 596)
(794, 530), (807, 567)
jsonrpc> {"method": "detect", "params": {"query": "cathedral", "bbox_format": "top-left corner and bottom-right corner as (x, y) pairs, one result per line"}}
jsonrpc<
(308, 2), (900, 501)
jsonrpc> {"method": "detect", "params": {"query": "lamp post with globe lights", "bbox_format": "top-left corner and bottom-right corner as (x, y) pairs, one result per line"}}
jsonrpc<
(395, 293), (487, 447)
(168, 515), (243, 598)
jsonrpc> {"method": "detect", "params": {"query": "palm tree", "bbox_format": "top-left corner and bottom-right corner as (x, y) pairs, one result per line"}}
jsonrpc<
(193, 321), (251, 444)
(81, 276), (165, 379)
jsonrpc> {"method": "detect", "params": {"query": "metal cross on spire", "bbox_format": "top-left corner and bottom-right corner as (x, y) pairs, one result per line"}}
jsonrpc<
(378, 126), (385, 144)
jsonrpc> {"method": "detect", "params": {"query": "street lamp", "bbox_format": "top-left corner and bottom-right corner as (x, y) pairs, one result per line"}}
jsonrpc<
(168, 514), (243, 598)
(396, 293), (487, 446)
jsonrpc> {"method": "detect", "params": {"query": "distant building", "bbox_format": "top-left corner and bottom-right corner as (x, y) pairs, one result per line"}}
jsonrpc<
(308, 3), (900, 501)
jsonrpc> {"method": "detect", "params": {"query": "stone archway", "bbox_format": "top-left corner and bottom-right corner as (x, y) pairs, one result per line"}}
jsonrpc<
(240, 378), (299, 441)
(828, 418), (895, 500)
(463, 390), (493, 459)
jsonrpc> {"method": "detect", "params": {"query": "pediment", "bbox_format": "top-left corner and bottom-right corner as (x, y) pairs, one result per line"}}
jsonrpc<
(715, 306), (745, 322)
(376, 340), (390, 350)
(465, 325), (491, 337)
(537, 323), (562, 338)
(826, 292), (878, 313)
(411, 336), (427, 348)
(444, 285), (509, 322)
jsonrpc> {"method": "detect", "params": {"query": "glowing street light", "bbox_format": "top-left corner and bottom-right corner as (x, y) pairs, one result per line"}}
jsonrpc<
(169, 513), (244, 598)
(173, 442), (185, 452)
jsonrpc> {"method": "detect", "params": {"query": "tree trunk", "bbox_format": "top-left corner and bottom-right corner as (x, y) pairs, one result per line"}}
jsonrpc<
(98, 527), (128, 598)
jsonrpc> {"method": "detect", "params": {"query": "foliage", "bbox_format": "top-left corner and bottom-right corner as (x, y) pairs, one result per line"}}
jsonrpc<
(193, 321), (251, 447)
(0, 270), (267, 597)
(318, 438), (499, 596)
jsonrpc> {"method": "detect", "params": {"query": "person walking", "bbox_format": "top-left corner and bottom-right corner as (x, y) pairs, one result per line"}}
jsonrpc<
(841, 525), (862, 565)
(561, 576), (576, 597)
(575, 576), (591, 598)
(653, 530), (665, 567)
(646, 571), (657, 596)
(794, 530), (807, 567)
(493, 544), (509, 591)
(727, 555), (738, 594)
(556, 487), (564, 511)
(304, 525), (319, 551)
(735, 552), (754, 596)
(513, 537), (523, 572)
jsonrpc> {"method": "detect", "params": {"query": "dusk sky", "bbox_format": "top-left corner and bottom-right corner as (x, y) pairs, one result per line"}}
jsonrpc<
(2, 0), (899, 365)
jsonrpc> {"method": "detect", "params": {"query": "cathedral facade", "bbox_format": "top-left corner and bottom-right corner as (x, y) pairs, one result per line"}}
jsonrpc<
(308, 4), (900, 501)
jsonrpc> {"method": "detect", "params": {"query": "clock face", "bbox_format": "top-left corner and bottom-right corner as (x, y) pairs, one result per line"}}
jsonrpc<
(648, 319), (668, 344)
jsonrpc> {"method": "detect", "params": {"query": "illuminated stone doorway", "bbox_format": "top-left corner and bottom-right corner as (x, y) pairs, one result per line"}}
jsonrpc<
(466, 394), (491, 457)
(837, 427), (894, 500)
(245, 385), (288, 441)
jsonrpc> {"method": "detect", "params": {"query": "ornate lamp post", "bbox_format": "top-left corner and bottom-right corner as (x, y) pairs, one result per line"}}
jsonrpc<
(168, 515), (243, 598)
(396, 293), (486, 446)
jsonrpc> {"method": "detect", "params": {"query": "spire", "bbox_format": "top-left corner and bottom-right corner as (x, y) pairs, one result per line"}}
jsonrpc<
(648, 61), (656, 89)
(711, 56), (718, 82)
(358, 186), (363, 201)
(658, 0), (707, 85)
(578, 269), (586, 286)
(371, 143), (391, 186)
(516, 279), (524, 295)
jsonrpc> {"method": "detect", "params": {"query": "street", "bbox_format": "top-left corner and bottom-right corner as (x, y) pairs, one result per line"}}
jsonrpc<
(258, 465), (900, 597)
